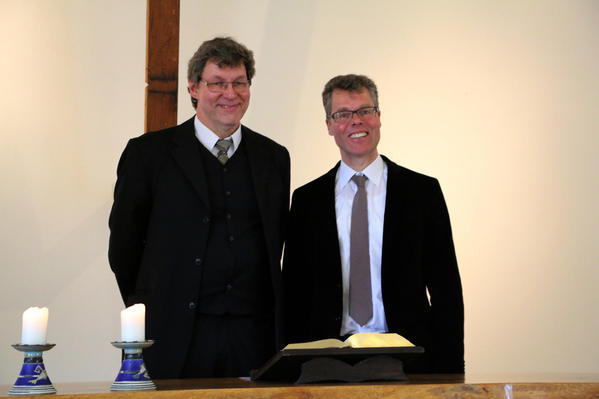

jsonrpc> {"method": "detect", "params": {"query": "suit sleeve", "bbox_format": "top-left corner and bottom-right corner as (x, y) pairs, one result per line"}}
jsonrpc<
(280, 148), (291, 247)
(425, 180), (464, 373)
(282, 189), (314, 345)
(108, 139), (152, 304)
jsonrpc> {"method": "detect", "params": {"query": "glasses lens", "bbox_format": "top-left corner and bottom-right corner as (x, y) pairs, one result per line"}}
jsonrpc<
(203, 82), (224, 93)
(332, 111), (351, 121)
(231, 81), (250, 92)
(203, 81), (249, 93)
(357, 108), (373, 117)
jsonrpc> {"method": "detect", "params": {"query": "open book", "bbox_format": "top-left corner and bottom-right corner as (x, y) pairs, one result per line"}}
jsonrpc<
(284, 332), (414, 350)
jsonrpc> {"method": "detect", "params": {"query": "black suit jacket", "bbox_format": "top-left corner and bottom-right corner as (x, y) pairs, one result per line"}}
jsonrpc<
(283, 156), (464, 373)
(109, 117), (290, 377)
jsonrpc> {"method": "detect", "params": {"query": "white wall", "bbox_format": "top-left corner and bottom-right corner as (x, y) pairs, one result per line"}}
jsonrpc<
(179, 0), (599, 374)
(1, 0), (597, 384)
(0, 0), (145, 384)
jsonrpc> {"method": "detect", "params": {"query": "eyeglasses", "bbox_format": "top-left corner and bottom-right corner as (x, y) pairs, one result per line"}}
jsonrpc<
(329, 106), (379, 122)
(199, 79), (251, 93)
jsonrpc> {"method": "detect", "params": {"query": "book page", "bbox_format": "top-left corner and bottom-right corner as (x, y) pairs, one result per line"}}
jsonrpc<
(283, 338), (348, 350)
(344, 332), (414, 348)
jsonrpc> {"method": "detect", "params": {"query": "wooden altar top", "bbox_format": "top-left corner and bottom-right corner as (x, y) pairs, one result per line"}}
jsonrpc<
(2, 373), (598, 398)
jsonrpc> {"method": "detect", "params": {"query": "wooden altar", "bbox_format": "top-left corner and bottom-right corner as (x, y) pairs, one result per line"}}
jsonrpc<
(2, 373), (598, 398)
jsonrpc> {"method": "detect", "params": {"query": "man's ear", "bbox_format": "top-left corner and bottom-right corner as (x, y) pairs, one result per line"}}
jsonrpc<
(188, 80), (199, 98)
(326, 119), (334, 136)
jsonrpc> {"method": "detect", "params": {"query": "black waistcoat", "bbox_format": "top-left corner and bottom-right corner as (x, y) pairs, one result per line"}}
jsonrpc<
(196, 140), (273, 315)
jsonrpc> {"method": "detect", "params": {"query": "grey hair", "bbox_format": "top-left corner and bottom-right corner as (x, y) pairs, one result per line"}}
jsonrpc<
(187, 37), (255, 108)
(322, 74), (379, 118)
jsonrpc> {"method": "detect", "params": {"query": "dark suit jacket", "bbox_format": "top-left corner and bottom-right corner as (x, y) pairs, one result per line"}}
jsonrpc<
(109, 117), (290, 377)
(283, 156), (464, 373)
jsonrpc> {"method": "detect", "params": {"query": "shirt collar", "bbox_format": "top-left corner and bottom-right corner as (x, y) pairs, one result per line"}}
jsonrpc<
(193, 116), (242, 150)
(336, 155), (385, 190)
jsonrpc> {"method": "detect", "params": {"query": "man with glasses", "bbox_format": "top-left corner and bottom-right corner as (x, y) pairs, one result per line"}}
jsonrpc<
(283, 74), (464, 373)
(109, 37), (289, 378)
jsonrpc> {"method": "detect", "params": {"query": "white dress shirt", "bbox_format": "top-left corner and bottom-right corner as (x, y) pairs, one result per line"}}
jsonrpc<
(193, 116), (242, 158)
(335, 155), (389, 336)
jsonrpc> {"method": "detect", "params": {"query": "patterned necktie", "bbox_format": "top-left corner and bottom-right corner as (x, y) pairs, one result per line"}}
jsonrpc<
(214, 139), (232, 165)
(349, 174), (373, 326)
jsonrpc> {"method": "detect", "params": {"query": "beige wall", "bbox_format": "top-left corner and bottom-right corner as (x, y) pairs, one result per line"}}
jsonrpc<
(1, 0), (597, 384)
(0, 0), (145, 383)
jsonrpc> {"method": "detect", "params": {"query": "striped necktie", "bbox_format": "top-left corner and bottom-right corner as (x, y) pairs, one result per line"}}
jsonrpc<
(214, 139), (232, 165)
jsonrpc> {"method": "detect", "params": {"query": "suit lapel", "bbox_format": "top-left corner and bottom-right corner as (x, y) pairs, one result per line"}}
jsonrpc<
(319, 164), (343, 280)
(243, 127), (270, 215)
(242, 127), (283, 270)
(322, 163), (341, 247)
(170, 117), (211, 210)
(320, 163), (344, 324)
(381, 156), (409, 282)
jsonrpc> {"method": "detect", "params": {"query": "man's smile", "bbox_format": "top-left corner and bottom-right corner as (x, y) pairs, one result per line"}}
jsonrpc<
(349, 131), (368, 139)
(217, 103), (241, 110)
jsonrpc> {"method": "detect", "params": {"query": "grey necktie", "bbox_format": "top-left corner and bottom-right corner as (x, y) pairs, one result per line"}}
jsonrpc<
(214, 139), (232, 165)
(349, 174), (373, 326)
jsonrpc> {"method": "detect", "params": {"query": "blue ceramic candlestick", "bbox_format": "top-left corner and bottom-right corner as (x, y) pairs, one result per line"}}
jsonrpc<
(111, 340), (156, 391)
(9, 344), (56, 396)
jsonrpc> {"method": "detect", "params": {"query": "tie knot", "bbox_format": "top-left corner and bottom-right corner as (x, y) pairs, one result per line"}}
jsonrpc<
(214, 139), (232, 153)
(351, 174), (367, 189)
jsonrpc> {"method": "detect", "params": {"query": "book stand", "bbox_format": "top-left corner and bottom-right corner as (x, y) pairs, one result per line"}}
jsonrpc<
(251, 346), (424, 384)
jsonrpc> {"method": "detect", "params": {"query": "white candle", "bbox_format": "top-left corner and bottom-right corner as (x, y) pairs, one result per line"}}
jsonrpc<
(21, 307), (49, 345)
(120, 303), (145, 342)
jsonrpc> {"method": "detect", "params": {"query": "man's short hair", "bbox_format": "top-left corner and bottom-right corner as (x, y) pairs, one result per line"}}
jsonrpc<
(322, 74), (379, 118)
(187, 37), (255, 108)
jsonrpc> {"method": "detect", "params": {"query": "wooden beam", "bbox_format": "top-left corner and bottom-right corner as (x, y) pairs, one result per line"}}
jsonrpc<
(145, 0), (180, 133)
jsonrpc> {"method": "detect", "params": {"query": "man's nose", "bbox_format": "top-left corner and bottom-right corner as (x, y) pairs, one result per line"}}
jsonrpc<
(351, 112), (363, 124)
(222, 83), (238, 97)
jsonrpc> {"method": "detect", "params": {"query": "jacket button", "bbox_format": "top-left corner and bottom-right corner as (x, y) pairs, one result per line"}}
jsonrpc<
(194, 258), (202, 266)
(226, 284), (233, 291)
(188, 302), (197, 310)
(225, 190), (231, 197)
